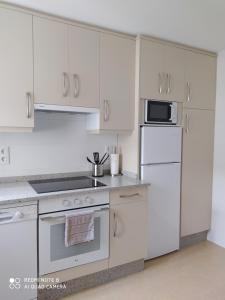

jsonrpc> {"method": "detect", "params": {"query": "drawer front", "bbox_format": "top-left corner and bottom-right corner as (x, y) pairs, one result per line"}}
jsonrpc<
(110, 186), (147, 206)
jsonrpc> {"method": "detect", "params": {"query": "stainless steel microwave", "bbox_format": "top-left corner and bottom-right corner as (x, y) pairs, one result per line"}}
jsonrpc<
(144, 100), (177, 125)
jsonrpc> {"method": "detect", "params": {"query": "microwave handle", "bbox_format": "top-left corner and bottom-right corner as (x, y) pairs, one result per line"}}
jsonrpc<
(170, 102), (178, 124)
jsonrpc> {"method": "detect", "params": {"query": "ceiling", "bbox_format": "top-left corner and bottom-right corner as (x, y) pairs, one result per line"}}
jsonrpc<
(3, 0), (225, 52)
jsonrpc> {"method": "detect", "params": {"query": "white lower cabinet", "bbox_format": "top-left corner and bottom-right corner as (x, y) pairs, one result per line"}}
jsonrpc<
(109, 187), (147, 268)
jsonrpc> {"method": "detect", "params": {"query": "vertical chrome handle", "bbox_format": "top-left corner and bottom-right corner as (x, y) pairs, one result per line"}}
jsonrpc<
(104, 100), (110, 121)
(158, 73), (162, 94)
(62, 72), (70, 97)
(187, 82), (191, 102)
(26, 92), (32, 119)
(73, 74), (80, 98)
(167, 73), (171, 94)
(113, 212), (118, 237)
(185, 113), (190, 134)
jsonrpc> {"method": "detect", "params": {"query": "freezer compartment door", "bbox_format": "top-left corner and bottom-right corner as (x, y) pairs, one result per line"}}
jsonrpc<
(141, 163), (181, 259)
(141, 126), (182, 165)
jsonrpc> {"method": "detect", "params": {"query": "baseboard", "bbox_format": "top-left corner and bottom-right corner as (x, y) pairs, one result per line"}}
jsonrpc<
(38, 259), (144, 300)
(180, 231), (208, 248)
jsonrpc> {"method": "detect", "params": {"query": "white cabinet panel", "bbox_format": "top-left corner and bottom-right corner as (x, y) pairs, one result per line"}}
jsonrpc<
(109, 187), (147, 267)
(33, 17), (69, 106)
(68, 26), (99, 108)
(100, 33), (135, 131)
(181, 109), (214, 236)
(184, 51), (216, 110)
(0, 8), (34, 129)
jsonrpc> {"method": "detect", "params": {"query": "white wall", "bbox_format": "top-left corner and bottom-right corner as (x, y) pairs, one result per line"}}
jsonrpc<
(0, 112), (117, 178)
(208, 50), (225, 247)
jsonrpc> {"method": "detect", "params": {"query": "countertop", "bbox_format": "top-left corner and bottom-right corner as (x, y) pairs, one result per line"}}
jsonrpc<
(0, 175), (150, 206)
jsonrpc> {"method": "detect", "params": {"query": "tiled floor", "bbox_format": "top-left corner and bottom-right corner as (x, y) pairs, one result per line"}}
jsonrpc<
(64, 241), (225, 300)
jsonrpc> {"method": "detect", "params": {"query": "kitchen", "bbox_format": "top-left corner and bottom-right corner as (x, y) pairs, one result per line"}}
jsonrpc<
(0, 1), (225, 300)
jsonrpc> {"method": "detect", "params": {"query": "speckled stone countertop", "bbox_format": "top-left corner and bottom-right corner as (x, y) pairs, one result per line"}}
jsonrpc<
(0, 174), (150, 206)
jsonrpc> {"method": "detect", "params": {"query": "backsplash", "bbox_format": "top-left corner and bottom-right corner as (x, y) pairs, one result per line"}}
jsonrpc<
(0, 112), (117, 178)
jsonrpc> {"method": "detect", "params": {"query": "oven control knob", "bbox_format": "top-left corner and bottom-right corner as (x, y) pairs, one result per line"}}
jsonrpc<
(63, 200), (71, 207)
(14, 211), (24, 220)
(74, 199), (79, 206)
(85, 196), (94, 204)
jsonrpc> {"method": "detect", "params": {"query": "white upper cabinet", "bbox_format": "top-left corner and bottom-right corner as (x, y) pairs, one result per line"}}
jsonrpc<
(0, 8), (34, 130)
(68, 26), (99, 108)
(184, 51), (216, 110)
(99, 33), (135, 131)
(139, 39), (164, 100)
(34, 17), (100, 109)
(163, 44), (185, 102)
(33, 17), (69, 106)
(139, 38), (185, 102)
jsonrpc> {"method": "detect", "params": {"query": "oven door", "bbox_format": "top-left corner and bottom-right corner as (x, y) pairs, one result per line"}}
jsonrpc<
(39, 205), (109, 275)
(145, 100), (175, 124)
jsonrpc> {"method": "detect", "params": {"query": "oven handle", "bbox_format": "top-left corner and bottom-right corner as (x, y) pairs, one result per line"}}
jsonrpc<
(40, 206), (109, 222)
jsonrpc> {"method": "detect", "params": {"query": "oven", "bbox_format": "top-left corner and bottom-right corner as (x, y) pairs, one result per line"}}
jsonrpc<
(144, 100), (177, 125)
(38, 191), (109, 276)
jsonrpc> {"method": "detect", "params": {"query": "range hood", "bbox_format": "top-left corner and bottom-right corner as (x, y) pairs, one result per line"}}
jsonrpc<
(34, 103), (99, 114)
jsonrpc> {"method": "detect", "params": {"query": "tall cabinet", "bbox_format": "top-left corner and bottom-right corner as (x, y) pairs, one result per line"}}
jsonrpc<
(0, 8), (34, 131)
(181, 50), (216, 237)
(119, 36), (217, 239)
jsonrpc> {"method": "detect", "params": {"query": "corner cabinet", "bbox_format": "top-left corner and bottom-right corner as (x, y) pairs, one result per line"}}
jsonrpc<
(109, 187), (147, 268)
(181, 109), (215, 237)
(0, 8), (34, 131)
(33, 17), (100, 108)
(87, 33), (135, 132)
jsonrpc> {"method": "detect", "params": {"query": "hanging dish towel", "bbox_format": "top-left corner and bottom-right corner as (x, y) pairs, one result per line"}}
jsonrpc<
(65, 211), (94, 247)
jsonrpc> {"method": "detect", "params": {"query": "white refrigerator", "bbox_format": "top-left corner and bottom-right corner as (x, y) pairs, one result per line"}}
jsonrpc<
(140, 126), (182, 259)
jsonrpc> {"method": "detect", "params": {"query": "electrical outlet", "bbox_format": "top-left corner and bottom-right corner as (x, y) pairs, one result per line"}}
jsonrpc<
(0, 147), (10, 165)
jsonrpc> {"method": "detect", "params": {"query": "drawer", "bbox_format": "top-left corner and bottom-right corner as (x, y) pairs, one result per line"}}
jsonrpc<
(110, 186), (147, 206)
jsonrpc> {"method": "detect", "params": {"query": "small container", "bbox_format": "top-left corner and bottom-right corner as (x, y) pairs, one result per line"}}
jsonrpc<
(110, 153), (119, 176)
(92, 164), (104, 177)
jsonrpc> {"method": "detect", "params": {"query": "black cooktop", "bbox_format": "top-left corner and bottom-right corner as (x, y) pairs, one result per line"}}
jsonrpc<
(29, 176), (106, 194)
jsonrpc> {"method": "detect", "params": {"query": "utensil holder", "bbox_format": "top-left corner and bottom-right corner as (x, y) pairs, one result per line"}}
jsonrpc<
(92, 164), (104, 177)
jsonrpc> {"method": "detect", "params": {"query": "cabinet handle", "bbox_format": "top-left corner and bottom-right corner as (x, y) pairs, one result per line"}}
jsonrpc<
(185, 113), (190, 134)
(119, 193), (140, 198)
(158, 73), (162, 94)
(62, 72), (70, 97)
(73, 74), (80, 98)
(104, 100), (110, 121)
(113, 212), (118, 237)
(167, 73), (171, 94)
(187, 82), (191, 102)
(26, 92), (32, 119)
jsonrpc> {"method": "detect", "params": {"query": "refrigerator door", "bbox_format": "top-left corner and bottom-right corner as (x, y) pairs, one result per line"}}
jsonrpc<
(141, 126), (182, 165)
(141, 163), (181, 259)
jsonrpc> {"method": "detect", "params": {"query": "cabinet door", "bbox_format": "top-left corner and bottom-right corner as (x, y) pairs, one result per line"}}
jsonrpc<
(163, 45), (185, 102)
(109, 189), (147, 267)
(69, 26), (99, 108)
(33, 17), (69, 105)
(184, 51), (216, 110)
(100, 33), (135, 131)
(139, 39), (164, 100)
(0, 8), (34, 129)
(181, 109), (214, 237)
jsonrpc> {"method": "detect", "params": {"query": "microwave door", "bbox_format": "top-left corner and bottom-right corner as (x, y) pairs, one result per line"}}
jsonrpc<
(145, 101), (174, 124)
